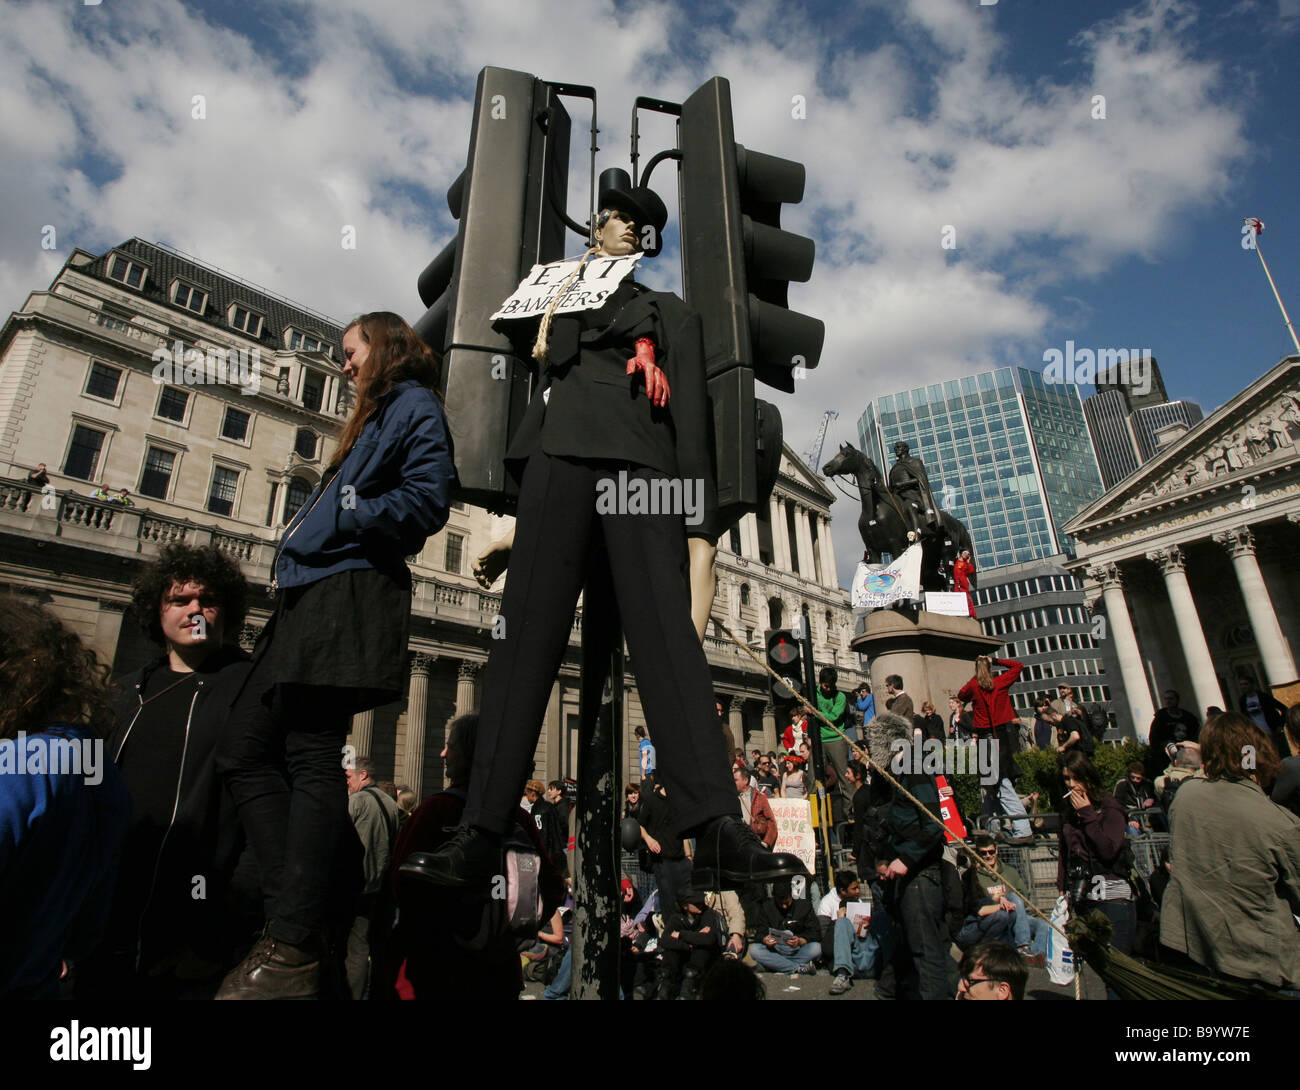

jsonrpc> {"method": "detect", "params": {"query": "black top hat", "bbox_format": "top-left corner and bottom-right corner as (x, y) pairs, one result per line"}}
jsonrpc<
(597, 168), (667, 257)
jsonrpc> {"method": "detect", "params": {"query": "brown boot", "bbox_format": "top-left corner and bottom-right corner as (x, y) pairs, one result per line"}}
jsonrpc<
(214, 930), (321, 1000)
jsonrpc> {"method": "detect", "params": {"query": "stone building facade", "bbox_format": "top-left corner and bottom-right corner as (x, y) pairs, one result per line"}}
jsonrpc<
(1065, 356), (1300, 739)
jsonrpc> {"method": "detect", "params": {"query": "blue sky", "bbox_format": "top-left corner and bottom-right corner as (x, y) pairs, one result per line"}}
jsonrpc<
(2, 0), (1297, 584)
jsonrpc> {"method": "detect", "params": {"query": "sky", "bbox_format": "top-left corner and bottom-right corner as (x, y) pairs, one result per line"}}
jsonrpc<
(3, 0), (1298, 587)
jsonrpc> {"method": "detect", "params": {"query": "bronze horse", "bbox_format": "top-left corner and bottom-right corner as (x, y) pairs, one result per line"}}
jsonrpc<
(822, 442), (974, 593)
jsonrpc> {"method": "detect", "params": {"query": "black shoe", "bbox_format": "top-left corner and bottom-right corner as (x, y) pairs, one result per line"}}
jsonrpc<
(399, 826), (501, 890)
(677, 966), (702, 1001)
(691, 816), (808, 890)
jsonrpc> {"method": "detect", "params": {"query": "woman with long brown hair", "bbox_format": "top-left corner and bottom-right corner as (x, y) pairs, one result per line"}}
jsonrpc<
(216, 312), (454, 1000)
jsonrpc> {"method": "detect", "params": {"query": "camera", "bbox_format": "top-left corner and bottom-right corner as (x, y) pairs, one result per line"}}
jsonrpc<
(1067, 862), (1091, 906)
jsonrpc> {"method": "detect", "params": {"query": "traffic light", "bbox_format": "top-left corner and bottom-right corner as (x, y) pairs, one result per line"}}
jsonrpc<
(765, 628), (803, 705)
(414, 66), (572, 510)
(678, 76), (824, 529)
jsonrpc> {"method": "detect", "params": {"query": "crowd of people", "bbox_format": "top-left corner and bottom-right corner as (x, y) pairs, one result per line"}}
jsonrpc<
(4, 552), (1299, 1001)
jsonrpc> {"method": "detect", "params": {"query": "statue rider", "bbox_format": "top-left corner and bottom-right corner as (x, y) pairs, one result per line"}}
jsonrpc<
(888, 441), (940, 537)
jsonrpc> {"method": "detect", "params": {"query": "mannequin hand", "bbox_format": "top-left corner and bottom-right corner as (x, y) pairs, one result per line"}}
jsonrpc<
(473, 530), (516, 588)
(627, 338), (670, 407)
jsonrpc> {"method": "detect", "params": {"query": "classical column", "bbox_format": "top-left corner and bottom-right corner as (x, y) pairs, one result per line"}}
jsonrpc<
(729, 696), (745, 752)
(794, 505), (816, 579)
(403, 652), (434, 799)
(455, 660), (480, 716)
(741, 512), (759, 560)
(760, 703), (778, 754)
(1145, 546), (1225, 714)
(818, 515), (837, 588)
(770, 495), (792, 571)
(349, 709), (374, 758)
(1089, 563), (1155, 739)
(1213, 526), (1298, 684)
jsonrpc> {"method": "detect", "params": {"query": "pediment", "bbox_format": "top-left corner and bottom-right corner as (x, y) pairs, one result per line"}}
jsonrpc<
(779, 443), (835, 503)
(1067, 356), (1300, 533)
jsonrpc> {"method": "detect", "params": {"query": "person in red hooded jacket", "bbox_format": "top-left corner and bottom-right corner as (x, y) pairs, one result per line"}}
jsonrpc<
(958, 656), (1032, 843)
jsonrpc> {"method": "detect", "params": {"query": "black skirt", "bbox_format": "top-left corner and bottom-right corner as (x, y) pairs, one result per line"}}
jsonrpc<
(249, 566), (411, 716)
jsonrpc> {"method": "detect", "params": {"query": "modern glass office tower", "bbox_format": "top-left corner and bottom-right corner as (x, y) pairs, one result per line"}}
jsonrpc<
(856, 367), (1106, 569)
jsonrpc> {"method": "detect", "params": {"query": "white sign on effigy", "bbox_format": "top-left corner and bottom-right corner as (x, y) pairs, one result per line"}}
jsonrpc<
(924, 591), (970, 617)
(769, 797), (816, 877)
(491, 253), (643, 321)
(851, 544), (923, 610)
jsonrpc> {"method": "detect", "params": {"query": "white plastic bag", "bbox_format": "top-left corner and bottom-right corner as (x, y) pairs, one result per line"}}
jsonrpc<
(1046, 894), (1076, 986)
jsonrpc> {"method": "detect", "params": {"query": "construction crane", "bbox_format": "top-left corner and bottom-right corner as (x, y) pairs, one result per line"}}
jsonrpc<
(802, 410), (838, 473)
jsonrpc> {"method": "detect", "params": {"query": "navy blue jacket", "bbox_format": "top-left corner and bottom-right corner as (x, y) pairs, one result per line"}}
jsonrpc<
(275, 380), (454, 590)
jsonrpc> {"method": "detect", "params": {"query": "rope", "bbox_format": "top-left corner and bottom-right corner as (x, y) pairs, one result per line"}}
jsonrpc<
(531, 247), (598, 365)
(710, 615), (1073, 955)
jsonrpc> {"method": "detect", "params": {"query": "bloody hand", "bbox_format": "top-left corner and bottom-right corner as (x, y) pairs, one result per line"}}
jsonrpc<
(627, 337), (670, 407)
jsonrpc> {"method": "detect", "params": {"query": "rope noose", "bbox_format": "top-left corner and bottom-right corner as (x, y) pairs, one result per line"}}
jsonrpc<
(531, 247), (598, 365)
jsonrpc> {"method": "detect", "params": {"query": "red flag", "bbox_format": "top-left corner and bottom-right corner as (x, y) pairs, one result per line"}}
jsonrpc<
(935, 774), (967, 843)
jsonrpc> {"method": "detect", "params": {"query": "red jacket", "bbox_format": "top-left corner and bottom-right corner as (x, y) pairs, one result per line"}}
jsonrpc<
(957, 659), (1023, 731)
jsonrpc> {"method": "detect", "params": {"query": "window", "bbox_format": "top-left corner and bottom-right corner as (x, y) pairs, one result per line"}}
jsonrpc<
(301, 371), (324, 412)
(172, 281), (207, 314)
(445, 533), (464, 574)
(139, 446), (176, 499)
(229, 304), (263, 338)
(287, 328), (328, 356)
(740, 583), (750, 606)
(295, 428), (318, 459)
(265, 482), (279, 526)
(284, 476), (313, 523)
(107, 253), (147, 289)
(207, 465), (239, 516)
(222, 407), (250, 442)
(85, 361), (123, 401)
(64, 424), (106, 480)
(729, 525), (742, 554)
(156, 386), (190, 422)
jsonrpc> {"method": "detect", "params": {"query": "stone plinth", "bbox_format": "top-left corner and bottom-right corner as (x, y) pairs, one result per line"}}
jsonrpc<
(853, 609), (1002, 711)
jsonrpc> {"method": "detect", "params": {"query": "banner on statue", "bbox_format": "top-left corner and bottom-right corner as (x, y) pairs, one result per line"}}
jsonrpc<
(491, 253), (642, 320)
(770, 797), (816, 876)
(852, 544), (923, 609)
(924, 591), (970, 617)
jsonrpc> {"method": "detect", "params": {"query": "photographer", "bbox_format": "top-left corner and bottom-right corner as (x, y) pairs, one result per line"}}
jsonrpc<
(1057, 750), (1133, 1000)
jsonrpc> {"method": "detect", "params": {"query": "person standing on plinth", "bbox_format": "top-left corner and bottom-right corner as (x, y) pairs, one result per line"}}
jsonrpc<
(888, 441), (940, 536)
(403, 171), (804, 893)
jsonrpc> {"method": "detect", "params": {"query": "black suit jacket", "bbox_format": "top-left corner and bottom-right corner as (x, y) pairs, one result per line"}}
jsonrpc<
(503, 281), (718, 539)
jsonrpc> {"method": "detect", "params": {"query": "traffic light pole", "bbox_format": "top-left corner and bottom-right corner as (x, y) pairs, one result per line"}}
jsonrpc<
(796, 620), (834, 891)
(571, 550), (623, 1001)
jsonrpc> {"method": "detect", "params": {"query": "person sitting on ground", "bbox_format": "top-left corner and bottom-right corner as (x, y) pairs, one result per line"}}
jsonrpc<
(752, 754), (781, 797)
(748, 878), (821, 975)
(955, 941), (1027, 1000)
(1159, 713), (1300, 992)
(958, 834), (1046, 965)
(735, 766), (777, 849)
(0, 600), (131, 1000)
(779, 754), (808, 800)
(655, 886), (725, 1000)
(1112, 762), (1159, 833)
(819, 868), (889, 995)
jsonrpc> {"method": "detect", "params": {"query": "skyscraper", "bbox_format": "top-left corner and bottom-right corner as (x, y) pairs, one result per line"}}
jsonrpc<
(856, 367), (1106, 570)
(1083, 356), (1204, 485)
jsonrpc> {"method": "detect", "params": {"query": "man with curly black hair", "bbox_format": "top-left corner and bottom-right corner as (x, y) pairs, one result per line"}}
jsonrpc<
(77, 545), (261, 999)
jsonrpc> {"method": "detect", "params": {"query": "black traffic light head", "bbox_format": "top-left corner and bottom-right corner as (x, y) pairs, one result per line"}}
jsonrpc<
(678, 76), (823, 535)
(765, 628), (802, 705)
(414, 67), (572, 512)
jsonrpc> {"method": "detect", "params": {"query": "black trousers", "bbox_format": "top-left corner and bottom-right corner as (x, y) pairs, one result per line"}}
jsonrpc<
(875, 865), (951, 1001)
(464, 451), (736, 837)
(220, 682), (352, 947)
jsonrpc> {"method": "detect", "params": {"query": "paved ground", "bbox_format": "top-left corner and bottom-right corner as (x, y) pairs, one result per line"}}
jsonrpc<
(521, 950), (1111, 1000)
